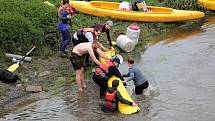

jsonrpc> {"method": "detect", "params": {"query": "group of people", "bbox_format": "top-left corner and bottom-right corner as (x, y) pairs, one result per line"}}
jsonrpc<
(57, 0), (151, 112)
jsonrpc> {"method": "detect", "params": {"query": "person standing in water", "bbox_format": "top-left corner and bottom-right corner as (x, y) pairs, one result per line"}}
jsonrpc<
(123, 58), (149, 95)
(70, 41), (110, 92)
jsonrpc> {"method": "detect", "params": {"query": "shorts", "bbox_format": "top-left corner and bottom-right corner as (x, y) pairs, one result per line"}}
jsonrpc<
(135, 81), (149, 95)
(70, 52), (83, 70)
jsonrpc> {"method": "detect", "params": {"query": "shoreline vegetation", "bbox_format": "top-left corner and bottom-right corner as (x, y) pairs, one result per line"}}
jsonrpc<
(0, 0), (214, 116)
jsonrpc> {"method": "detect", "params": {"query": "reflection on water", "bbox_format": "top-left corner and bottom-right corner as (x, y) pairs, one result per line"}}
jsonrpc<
(142, 17), (215, 121)
(150, 16), (215, 46)
(1, 16), (215, 121)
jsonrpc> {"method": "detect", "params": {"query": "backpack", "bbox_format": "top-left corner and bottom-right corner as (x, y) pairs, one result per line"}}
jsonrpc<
(0, 68), (19, 83)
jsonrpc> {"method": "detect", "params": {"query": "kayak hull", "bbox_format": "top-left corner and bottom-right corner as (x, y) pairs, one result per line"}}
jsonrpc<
(71, 1), (205, 22)
(198, 0), (215, 10)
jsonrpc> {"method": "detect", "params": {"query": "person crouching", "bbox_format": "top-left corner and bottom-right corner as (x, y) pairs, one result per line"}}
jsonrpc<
(93, 56), (125, 97)
(101, 79), (137, 112)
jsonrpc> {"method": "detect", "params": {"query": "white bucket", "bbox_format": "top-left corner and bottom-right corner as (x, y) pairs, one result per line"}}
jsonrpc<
(126, 25), (140, 45)
(116, 35), (135, 52)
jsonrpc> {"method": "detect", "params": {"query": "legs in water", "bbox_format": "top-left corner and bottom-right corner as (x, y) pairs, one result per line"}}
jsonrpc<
(80, 67), (87, 88)
(76, 69), (83, 92)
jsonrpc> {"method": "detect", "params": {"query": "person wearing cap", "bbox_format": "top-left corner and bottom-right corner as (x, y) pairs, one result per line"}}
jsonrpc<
(91, 20), (113, 47)
(93, 56), (125, 97)
(122, 58), (149, 95)
(101, 79), (137, 112)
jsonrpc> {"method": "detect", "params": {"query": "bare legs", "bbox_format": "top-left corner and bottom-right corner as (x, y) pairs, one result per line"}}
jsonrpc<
(75, 67), (86, 92)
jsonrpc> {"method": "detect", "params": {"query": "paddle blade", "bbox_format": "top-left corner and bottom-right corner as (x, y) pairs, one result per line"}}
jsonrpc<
(7, 63), (20, 72)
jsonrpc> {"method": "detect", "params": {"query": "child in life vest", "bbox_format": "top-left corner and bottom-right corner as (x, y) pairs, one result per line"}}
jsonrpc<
(101, 79), (137, 112)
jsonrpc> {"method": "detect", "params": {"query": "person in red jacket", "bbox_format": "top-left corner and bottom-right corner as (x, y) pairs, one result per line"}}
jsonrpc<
(93, 56), (125, 97)
(101, 79), (137, 112)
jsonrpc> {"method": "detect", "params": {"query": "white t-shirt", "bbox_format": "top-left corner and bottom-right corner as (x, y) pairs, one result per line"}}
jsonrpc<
(119, 2), (130, 10)
(85, 32), (94, 42)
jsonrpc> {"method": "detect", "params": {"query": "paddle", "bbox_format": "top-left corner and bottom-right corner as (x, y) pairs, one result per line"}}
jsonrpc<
(7, 45), (36, 72)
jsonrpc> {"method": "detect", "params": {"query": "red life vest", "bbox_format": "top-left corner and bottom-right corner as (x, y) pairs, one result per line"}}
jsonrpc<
(65, 6), (75, 15)
(58, 6), (75, 17)
(95, 60), (114, 77)
(105, 90), (117, 107)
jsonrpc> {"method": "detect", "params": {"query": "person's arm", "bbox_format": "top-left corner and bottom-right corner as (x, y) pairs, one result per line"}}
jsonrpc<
(88, 48), (101, 66)
(122, 72), (130, 77)
(116, 91), (133, 106)
(59, 9), (70, 21)
(125, 72), (134, 82)
(108, 66), (124, 81)
(95, 48), (110, 60)
(85, 32), (94, 42)
(106, 29), (113, 47)
(99, 43), (108, 51)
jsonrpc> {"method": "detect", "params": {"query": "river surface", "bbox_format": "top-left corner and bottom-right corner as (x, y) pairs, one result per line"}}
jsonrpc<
(1, 16), (215, 121)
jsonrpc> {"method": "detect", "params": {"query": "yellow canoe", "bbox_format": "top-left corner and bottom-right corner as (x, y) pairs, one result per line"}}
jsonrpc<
(99, 50), (140, 114)
(198, 0), (215, 10)
(70, 1), (205, 22)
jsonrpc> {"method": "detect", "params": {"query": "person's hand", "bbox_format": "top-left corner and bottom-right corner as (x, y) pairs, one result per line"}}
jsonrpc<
(110, 46), (115, 50)
(132, 102), (137, 107)
(67, 14), (72, 19)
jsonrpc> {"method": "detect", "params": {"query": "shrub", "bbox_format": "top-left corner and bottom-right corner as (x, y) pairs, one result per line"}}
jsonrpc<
(0, 0), (59, 55)
(160, 0), (206, 11)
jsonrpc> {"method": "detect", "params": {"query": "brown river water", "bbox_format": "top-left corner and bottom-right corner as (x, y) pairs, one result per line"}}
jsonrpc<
(1, 16), (215, 121)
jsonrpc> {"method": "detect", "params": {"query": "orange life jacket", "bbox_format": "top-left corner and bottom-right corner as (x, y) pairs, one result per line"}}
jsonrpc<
(105, 90), (117, 107)
(58, 6), (75, 17)
(95, 60), (114, 78)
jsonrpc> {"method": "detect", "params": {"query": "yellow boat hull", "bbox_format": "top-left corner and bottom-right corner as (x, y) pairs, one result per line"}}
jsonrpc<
(99, 50), (140, 114)
(198, 0), (215, 10)
(71, 1), (205, 22)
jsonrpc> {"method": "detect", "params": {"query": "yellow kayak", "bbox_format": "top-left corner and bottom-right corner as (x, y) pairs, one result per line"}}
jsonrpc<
(198, 0), (215, 10)
(99, 50), (140, 114)
(71, 1), (205, 22)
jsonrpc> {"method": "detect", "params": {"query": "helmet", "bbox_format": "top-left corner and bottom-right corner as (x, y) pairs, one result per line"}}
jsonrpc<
(112, 57), (120, 64)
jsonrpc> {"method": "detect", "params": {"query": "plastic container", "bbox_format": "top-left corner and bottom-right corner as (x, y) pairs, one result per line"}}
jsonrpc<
(126, 24), (140, 45)
(116, 35), (135, 52)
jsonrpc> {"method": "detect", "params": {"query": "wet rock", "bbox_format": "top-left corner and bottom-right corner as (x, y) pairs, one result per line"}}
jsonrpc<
(16, 84), (22, 87)
(26, 85), (42, 92)
(38, 71), (51, 77)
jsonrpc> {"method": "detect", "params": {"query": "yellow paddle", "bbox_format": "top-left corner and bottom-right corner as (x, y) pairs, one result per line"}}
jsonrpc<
(7, 46), (36, 72)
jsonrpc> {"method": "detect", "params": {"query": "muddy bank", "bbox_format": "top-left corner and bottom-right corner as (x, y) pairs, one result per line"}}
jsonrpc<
(0, 55), (75, 116)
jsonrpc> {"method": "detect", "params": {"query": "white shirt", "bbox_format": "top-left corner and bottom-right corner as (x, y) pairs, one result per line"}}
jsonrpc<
(85, 32), (94, 42)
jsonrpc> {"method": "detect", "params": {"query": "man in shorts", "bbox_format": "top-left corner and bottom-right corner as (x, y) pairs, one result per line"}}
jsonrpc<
(70, 41), (110, 92)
